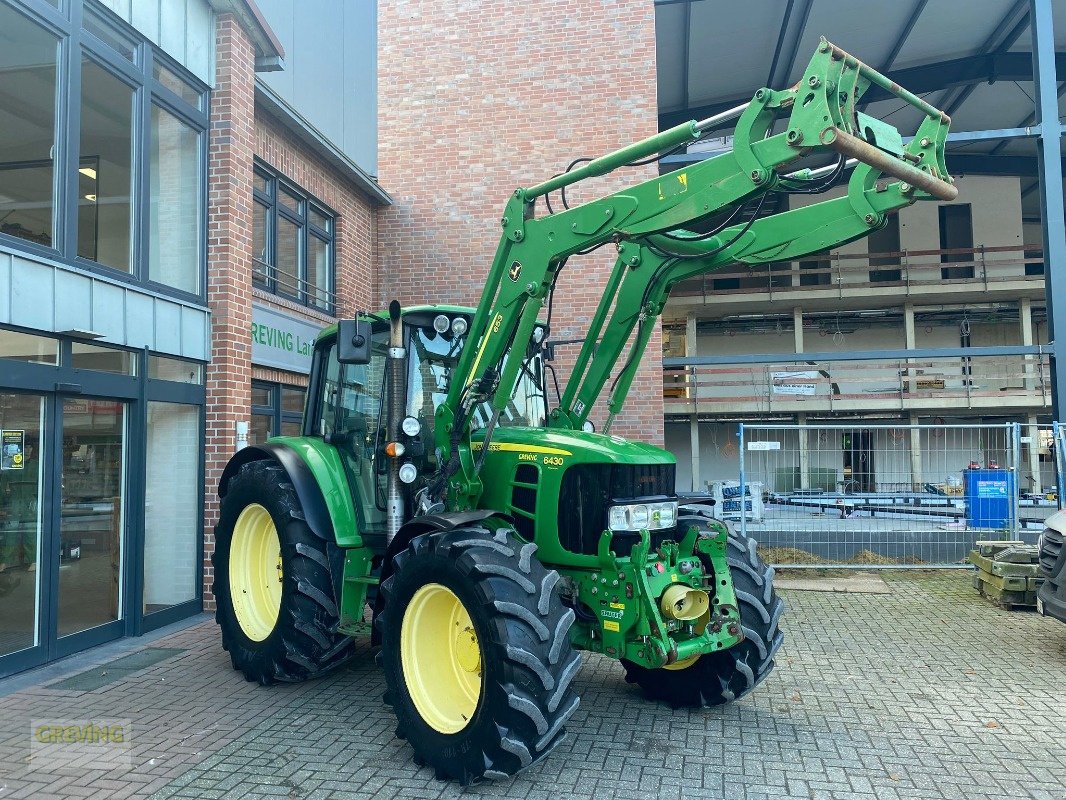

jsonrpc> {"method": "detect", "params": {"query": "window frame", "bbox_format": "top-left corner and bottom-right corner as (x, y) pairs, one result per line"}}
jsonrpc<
(0, 0), (210, 304)
(251, 380), (307, 443)
(252, 160), (337, 315)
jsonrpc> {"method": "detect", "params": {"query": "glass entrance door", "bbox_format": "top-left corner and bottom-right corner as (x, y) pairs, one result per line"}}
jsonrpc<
(0, 393), (45, 659)
(57, 398), (126, 641)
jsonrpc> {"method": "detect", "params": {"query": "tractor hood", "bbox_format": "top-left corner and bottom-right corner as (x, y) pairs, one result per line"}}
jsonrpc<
(473, 426), (675, 467)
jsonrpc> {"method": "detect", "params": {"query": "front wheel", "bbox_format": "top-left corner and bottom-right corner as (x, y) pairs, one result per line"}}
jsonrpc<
(377, 524), (581, 785)
(622, 517), (784, 707)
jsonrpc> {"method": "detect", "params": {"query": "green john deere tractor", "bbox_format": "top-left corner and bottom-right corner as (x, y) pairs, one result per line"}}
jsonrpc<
(213, 38), (957, 784)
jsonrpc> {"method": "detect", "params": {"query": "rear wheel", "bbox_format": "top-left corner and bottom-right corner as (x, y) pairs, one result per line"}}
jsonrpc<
(622, 517), (784, 707)
(213, 460), (354, 684)
(377, 524), (581, 785)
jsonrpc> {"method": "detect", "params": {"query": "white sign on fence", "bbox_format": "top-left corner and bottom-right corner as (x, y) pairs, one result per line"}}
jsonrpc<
(771, 370), (818, 395)
(747, 440), (781, 451)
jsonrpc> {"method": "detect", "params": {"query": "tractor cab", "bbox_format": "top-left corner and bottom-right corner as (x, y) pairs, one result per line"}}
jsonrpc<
(305, 305), (547, 546)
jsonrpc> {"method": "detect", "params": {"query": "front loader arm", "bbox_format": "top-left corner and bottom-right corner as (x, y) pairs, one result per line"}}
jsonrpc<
(550, 161), (922, 431)
(430, 37), (957, 512)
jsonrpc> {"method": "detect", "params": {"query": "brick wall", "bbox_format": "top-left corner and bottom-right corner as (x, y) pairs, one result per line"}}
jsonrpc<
(376, 0), (664, 445)
(204, 13), (257, 606)
(203, 18), (379, 608)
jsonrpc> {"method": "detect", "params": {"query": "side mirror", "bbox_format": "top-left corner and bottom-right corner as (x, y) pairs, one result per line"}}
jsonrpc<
(338, 319), (372, 364)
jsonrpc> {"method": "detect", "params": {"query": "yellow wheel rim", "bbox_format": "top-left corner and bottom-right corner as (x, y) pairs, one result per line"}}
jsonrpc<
(400, 583), (482, 734)
(229, 503), (283, 642)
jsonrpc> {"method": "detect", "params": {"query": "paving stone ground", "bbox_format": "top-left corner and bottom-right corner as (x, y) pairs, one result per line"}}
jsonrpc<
(0, 571), (1063, 800)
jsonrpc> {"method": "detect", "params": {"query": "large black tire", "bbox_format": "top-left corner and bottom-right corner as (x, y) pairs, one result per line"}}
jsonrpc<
(377, 524), (581, 785)
(213, 460), (354, 684)
(622, 516), (784, 707)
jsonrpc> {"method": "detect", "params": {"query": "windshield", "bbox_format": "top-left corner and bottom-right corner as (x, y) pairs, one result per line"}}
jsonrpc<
(406, 324), (547, 435)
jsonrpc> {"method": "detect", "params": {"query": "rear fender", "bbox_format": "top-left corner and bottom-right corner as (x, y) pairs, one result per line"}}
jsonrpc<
(218, 443), (349, 546)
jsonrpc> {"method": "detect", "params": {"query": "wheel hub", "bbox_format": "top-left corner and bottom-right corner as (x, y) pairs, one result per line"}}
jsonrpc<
(228, 503), (283, 642)
(400, 583), (483, 734)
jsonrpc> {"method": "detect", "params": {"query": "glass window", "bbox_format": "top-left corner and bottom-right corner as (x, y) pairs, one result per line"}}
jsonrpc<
(152, 63), (200, 106)
(148, 355), (203, 384)
(83, 8), (136, 61)
(309, 206), (329, 232)
(308, 235), (331, 311)
(78, 57), (134, 272)
(71, 342), (136, 375)
(148, 105), (200, 293)
(0, 7), (59, 249)
(278, 186), (301, 214)
(277, 215), (301, 298)
(251, 381), (305, 442)
(251, 163), (336, 312)
(0, 329), (58, 365)
(58, 398), (126, 636)
(144, 401), (199, 613)
(0, 392), (45, 656)
(250, 412), (272, 445)
(251, 383), (272, 407)
(282, 387), (305, 415)
(253, 200), (270, 284)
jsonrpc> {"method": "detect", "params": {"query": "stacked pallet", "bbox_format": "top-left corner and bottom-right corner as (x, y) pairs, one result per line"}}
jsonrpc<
(968, 540), (1045, 609)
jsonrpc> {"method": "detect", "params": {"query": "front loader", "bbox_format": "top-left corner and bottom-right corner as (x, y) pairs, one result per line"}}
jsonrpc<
(212, 39), (957, 784)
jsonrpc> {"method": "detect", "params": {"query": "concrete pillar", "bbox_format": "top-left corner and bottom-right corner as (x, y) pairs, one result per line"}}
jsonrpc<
(904, 303), (916, 396)
(793, 306), (804, 354)
(686, 314), (700, 491)
(1027, 413), (1043, 495)
(797, 412), (810, 491)
(909, 412), (923, 490)
(1020, 297), (1035, 390)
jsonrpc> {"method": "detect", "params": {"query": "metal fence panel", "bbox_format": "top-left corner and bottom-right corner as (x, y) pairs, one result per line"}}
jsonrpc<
(736, 422), (1050, 568)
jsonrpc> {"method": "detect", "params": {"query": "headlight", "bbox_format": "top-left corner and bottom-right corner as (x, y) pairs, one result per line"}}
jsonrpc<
(608, 500), (677, 532)
(398, 462), (418, 484)
(401, 415), (421, 437)
(451, 317), (468, 336)
(433, 314), (450, 333)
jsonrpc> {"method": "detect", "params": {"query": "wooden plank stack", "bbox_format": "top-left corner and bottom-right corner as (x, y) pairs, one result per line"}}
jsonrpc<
(968, 540), (1045, 609)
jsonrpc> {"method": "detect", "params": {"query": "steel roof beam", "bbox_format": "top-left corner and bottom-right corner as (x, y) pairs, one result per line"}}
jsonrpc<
(660, 51), (1066, 129)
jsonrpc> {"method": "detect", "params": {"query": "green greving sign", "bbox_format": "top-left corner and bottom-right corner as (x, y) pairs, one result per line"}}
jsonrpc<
(250, 304), (322, 374)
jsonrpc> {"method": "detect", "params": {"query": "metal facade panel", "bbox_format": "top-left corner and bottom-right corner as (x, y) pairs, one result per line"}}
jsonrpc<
(257, 0), (378, 176)
(180, 305), (208, 360)
(185, 0), (214, 82)
(54, 270), (93, 333)
(90, 280), (126, 343)
(131, 0), (161, 45)
(11, 256), (54, 332)
(159, 0), (187, 63)
(154, 298), (183, 353)
(126, 291), (154, 348)
(0, 252), (10, 325)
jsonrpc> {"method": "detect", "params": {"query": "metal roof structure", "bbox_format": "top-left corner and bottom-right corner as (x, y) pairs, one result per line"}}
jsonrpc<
(654, 0), (1066, 415)
(655, 0), (1064, 210)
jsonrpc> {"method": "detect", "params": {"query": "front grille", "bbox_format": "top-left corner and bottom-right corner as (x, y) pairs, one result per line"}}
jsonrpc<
(557, 463), (675, 555)
(1039, 527), (1063, 574)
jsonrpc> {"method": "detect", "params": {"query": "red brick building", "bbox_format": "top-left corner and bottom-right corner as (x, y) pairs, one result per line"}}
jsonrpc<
(376, 0), (664, 444)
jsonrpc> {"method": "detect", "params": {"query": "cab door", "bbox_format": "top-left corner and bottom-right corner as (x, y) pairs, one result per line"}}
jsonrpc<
(310, 332), (391, 542)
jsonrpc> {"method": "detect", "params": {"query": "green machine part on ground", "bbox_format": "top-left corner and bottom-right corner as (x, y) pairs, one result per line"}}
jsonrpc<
(211, 38), (957, 785)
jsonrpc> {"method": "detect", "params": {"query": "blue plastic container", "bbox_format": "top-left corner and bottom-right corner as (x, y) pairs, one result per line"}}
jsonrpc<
(963, 469), (1015, 529)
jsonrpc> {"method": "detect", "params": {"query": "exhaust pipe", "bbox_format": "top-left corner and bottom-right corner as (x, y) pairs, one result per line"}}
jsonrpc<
(385, 300), (405, 544)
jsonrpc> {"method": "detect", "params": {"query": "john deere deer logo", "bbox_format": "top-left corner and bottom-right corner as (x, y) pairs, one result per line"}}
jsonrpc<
(509, 261), (522, 282)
